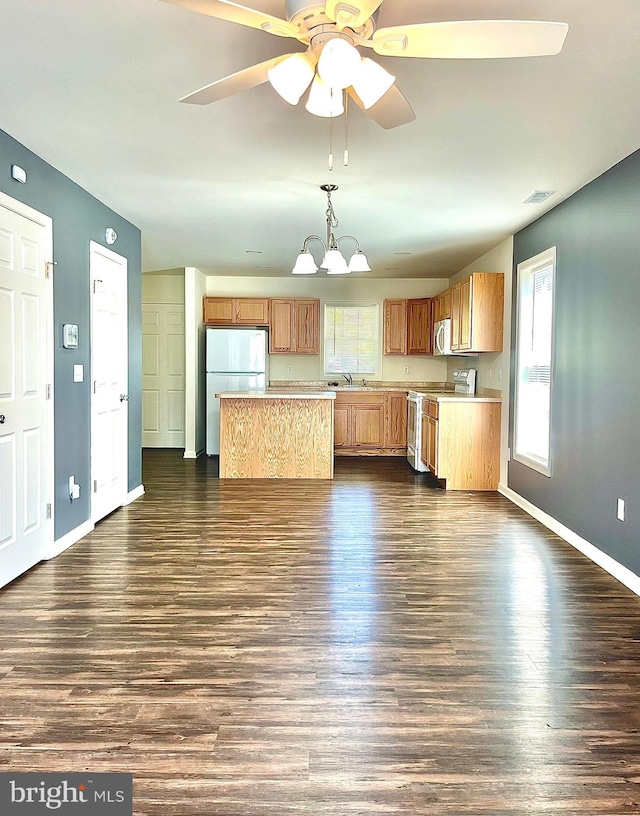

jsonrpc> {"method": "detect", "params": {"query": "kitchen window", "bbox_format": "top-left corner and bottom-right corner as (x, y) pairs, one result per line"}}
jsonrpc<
(514, 246), (556, 476)
(324, 304), (379, 375)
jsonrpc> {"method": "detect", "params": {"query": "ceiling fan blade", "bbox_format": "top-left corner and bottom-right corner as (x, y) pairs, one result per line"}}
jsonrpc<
(324, 0), (385, 29)
(161, 0), (299, 38)
(372, 20), (569, 59)
(180, 55), (292, 104)
(348, 85), (415, 129)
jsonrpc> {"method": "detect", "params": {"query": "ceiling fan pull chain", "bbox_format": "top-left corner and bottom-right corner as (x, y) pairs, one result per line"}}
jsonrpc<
(328, 113), (334, 172)
(344, 90), (349, 167)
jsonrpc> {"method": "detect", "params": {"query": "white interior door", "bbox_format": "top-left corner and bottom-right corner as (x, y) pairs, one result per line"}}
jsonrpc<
(90, 242), (128, 523)
(0, 194), (53, 588)
(142, 303), (185, 447)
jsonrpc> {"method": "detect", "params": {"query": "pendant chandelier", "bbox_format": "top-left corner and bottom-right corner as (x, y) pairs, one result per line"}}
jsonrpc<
(292, 184), (371, 275)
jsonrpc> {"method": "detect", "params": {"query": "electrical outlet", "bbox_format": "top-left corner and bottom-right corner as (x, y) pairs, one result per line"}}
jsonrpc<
(403, 366), (409, 375)
(617, 498), (625, 521)
(286, 365), (293, 374)
(488, 367), (493, 381)
(497, 368), (502, 382)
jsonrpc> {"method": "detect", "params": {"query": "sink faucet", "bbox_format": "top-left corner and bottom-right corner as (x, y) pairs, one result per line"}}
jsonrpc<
(342, 373), (353, 386)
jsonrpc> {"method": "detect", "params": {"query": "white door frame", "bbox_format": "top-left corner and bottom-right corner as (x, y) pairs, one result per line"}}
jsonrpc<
(0, 190), (54, 560)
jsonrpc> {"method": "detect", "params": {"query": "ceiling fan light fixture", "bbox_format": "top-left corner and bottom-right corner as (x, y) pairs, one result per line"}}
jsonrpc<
(317, 38), (362, 89)
(322, 248), (350, 275)
(347, 250), (371, 272)
(267, 52), (316, 105)
(292, 250), (319, 275)
(351, 58), (395, 109)
(305, 76), (344, 118)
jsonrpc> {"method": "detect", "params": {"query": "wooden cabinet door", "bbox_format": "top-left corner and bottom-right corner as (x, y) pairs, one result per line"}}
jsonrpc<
(269, 299), (294, 352)
(333, 405), (351, 447)
(384, 299), (407, 355)
(450, 284), (461, 350)
(437, 289), (452, 322)
(203, 297), (235, 325)
(352, 405), (384, 447)
(384, 392), (408, 447)
(407, 298), (432, 355)
(458, 278), (472, 350)
(236, 298), (269, 325)
(426, 416), (438, 473)
(294, 299), (320, 354)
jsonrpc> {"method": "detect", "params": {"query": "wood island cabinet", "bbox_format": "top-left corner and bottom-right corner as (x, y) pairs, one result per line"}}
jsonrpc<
(203, 297), (270, 326)
(334, 390), (407, 455)
(384, 298), (433, 355)
(269, 298), (320, 354)
(450, 273), (503, 353)
(420, 398), (500, 490)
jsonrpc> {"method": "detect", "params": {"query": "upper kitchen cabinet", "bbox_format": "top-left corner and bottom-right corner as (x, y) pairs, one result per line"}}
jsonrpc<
(203, 297), (270, 326)
(384, 298), (433, 355)
(434, 288), (452, 322)
(269, 298), (320, 354)
(450, 273), (504, 353)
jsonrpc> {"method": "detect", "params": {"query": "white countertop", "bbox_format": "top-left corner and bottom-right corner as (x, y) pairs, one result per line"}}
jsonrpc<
(216, 391), (336, 400)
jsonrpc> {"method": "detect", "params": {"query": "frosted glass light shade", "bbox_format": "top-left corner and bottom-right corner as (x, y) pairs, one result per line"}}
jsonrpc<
(351, 58), (395, 109)
(322, 248), (350, 274)
(268, 53), (316, 105)
(318, 39), (362, 90)
(292, 251), (318, 275)
(348, 250), (371, 272)
(305, 76), (344, 118)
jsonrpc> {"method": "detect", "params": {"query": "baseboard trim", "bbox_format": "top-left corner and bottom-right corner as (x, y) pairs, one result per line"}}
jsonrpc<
(499, 484), (640, 597)
(46, 519), (94, 561)
(184, 449), (204, 459)
(123, 484), (145, 505)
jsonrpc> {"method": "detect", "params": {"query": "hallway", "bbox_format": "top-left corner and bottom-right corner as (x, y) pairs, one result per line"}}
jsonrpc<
(1, 451), (639, 815)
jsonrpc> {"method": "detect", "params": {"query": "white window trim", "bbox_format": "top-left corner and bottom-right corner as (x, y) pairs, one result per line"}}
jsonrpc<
(323, 302), (381, 377)
(513, 246), (557, 477)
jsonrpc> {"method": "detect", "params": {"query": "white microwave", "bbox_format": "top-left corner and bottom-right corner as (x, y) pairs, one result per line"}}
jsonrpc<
(433, 318), (452, 356)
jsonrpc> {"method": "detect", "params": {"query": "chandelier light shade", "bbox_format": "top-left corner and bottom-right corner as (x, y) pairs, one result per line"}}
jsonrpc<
(317, 38), (362, 90)
(292, 249), (319, 275)
(305, 75), (344, 118)
(351, 58), (396, 109)
(267, 52), (316, 105)
(291, 184), (371, 276)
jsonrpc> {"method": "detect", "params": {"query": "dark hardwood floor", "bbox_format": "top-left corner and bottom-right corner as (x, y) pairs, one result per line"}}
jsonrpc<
(1, 450), (640, 815)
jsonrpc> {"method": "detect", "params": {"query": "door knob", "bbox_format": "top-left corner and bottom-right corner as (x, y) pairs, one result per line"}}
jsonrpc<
(119, 394), (129, 402)
(0, 415), (5, 424)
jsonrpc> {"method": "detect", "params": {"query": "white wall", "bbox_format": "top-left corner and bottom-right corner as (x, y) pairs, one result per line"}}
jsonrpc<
(184, 267), (207, 458)
(446, 237), (514, 486)
(206, 275), (450, 384)
(142, 273), (185, 305)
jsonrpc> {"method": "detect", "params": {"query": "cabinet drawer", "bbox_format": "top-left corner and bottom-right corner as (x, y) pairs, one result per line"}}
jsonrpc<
(334, 392), (385, 405)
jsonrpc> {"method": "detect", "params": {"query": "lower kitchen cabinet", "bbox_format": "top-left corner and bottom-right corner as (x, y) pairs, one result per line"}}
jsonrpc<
(421, 399), (500, 490)
(335, 391), (407, 454)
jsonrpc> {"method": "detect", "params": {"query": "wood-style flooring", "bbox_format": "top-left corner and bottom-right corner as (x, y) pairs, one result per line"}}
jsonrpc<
(1, 450), (640, 815)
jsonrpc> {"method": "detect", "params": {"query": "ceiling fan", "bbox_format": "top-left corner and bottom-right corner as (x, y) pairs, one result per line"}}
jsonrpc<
(162, 0), (569, 129)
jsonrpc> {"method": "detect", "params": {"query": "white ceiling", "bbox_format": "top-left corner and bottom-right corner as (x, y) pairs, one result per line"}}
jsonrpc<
(1, 0), (639, 278)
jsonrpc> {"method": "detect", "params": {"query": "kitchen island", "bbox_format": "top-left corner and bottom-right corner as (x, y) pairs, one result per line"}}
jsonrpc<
(215, 391), (336, 479)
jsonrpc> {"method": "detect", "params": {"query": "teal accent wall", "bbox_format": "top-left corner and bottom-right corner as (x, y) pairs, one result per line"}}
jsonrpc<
(511, 148), (640, 574)
(0, 129), (142, 541)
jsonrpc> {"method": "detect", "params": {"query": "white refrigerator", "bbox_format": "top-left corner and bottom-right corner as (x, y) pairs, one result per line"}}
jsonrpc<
(206, 327), (268, 456)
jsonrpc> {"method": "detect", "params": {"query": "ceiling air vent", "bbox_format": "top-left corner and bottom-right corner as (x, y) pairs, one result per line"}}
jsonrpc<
(524, 190), (556, 204)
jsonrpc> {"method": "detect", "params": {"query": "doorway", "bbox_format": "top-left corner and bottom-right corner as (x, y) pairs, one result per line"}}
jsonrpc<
(0, 192), (53, 587)
(89, 241), (128, 523)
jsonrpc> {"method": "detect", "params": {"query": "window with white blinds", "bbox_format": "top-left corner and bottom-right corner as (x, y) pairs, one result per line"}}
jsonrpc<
(324, 304), (379, 375)
(514, 247), (556, 475)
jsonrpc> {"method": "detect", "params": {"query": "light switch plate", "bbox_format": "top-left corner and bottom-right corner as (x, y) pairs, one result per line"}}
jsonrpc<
(73, 364), (84, 383)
